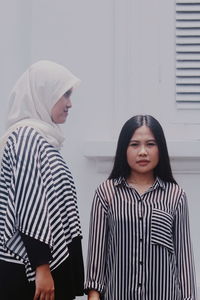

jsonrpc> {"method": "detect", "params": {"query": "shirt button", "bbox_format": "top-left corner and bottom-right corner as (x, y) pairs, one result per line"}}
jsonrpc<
(139, 261), (143, 265)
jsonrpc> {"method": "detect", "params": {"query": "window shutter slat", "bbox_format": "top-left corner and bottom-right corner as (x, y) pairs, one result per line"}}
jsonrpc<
(176, 29), (200, 35)
(176, 21), (200, 27)
(177, 0), (200, 4)
(177, 37), (200, 43)
(176, 85), (200, 92)
(177, 45), (200, 51)
(176, 77), (200, 83)
(177, 61), (200, 67)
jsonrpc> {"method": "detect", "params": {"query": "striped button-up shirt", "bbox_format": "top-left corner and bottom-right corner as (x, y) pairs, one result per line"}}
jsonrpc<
(85, 177), (197, 300)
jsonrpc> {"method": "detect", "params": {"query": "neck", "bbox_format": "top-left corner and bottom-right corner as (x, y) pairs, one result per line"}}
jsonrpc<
(127, 172), (155, 195)
(127, 172), (155, 186)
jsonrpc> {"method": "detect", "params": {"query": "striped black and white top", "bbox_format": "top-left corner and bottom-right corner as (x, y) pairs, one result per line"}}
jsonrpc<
(85, 177), (197, 300)
(0, 126), (82, 281)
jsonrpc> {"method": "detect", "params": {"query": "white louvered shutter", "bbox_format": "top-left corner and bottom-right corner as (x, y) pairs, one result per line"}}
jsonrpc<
(176, 0), (200, 106)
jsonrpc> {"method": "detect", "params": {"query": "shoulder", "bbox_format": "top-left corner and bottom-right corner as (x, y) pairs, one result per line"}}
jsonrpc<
(163, 181), (184, 197)
(93, 179), (116, 207)
(6, 126), (43, 146)
(96, 179), (116, 196)
(5, 126), (54, 165)
(11, 126), (52, 152)
(163, 181), (187, 210)
(17, 126), (45, 143)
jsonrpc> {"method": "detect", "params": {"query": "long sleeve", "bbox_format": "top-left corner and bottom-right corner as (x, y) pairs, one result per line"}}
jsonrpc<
(173, 192), (197, 300)
(20, 232), (52, 269)
(85, 190), (109, 294)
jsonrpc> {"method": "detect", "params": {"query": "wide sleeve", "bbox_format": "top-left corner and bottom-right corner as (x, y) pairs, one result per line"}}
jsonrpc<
(173, 191), (197, 300)
(85, 188), (109, 295)
(3, 128), (54, 260)
(14, 129), (52, 243)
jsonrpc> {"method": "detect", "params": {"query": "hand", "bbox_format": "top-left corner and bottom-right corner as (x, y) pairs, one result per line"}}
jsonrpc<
(88, 289), (100, 300)
(33, 264), (55, 300)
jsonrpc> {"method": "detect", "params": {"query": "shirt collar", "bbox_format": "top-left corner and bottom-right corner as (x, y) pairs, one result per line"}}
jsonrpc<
(113, 177), (125, 186)
(113, 176), (166, 191)
(152, 177), (166, 190)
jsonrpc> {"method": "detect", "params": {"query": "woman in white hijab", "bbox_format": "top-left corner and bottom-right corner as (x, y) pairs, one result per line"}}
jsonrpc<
(0, 61), (84, 300)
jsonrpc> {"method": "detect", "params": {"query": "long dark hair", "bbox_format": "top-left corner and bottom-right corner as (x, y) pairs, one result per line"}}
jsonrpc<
(108, 115), (176, 183)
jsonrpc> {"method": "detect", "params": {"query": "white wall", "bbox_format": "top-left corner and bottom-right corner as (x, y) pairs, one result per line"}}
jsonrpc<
(0, 0), (31, 133)
(0, 0), (199, 298)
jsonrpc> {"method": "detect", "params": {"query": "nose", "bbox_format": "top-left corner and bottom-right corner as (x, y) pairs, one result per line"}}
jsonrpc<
(66, 98), (72, 108)
(138, 145), (147, 156)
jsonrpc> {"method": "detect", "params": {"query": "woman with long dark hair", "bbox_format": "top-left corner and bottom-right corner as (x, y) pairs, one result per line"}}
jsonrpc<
(85, 115), (196, 300)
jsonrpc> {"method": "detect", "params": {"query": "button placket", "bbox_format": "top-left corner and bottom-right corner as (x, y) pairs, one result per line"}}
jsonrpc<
(138, 195), (144, 290)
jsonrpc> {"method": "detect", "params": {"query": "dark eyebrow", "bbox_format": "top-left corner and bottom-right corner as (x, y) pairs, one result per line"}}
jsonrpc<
(147, 139), (157, 142)
(129, 139), (156, 143)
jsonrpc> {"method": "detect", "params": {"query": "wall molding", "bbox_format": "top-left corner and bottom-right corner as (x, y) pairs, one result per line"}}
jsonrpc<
(84, 140), (200, 174)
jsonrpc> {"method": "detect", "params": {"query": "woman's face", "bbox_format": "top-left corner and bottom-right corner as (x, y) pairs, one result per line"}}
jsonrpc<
(51, 89), (72, 124)
(126, 125), (159, 177)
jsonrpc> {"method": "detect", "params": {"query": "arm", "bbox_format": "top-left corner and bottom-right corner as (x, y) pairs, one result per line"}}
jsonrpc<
(88, 289), (100, 300)
(34, 264), (54, 300)
(20, 233), (55, 300)
(173, 192), (197, 300)
(20, 232), (52, 269)
(85, 189), (109, 296)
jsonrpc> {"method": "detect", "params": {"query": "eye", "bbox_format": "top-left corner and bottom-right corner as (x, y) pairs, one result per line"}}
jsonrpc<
(129, 142), (139, 147)
(64, 89), (72, 98)
(147, 142), (157, 146)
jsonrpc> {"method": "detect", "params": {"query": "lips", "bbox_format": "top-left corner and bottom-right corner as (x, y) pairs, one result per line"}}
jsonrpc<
(137, 160), (150, 165)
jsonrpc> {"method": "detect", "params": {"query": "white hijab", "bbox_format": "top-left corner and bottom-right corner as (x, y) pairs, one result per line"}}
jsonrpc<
(0, 60), (80, 159)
